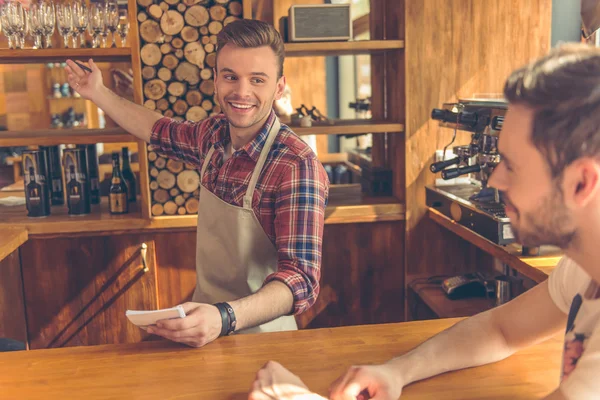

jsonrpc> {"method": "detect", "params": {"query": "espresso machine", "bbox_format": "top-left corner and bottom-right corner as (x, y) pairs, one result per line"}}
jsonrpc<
(425, 98), (515, 245)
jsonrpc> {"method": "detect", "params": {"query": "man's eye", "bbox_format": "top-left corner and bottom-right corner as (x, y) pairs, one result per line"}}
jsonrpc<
(225, 75), (236, 81)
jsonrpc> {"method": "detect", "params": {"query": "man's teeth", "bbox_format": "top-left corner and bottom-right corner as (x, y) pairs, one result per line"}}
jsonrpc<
(230, 102), (253, 109)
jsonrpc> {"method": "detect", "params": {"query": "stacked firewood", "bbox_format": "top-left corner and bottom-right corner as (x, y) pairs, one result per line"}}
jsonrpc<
(147, 151), (201, 216)
(137, 0), (243, 215)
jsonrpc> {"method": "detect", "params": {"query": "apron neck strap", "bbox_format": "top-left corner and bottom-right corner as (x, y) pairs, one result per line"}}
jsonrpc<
(198, 116), (281, 209)
(243, 116), (281, 209)
(200, 145), (216, 181)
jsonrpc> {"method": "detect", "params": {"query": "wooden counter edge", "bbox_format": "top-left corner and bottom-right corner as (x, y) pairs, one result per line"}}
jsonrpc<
(0, 202), (406, 238)
(427, 207), (558, 283)
(0, 228), (28, 262)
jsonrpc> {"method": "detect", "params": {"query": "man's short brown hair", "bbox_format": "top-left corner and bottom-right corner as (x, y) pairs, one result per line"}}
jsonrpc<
(504, 43), (600, 177)
(216, 19), (285, 78)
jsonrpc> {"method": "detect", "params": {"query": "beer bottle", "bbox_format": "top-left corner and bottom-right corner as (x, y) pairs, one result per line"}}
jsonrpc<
(121, 147), (137, 202)
(109, 152), (129, 214)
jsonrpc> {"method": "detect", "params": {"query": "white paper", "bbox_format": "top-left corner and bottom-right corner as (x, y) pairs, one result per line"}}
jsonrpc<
(0, 196), (26, 206)
(126, 305), (186, 328)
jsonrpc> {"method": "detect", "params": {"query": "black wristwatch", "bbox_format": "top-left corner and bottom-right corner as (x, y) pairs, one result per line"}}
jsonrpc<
(214, 302), (237, 336)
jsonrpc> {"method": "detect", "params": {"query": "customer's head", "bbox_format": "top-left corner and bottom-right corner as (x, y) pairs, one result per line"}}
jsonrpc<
(214, 19), (286, 132)
(489, 43), (600, 249)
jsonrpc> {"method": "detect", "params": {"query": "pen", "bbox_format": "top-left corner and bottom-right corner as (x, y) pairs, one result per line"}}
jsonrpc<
(73, 60), (92, 73)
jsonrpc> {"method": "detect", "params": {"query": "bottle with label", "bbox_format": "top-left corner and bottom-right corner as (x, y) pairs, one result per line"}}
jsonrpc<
(25, 167), (51, 217)
(121, 147), (136, 202)
(77, 144), (100, 204)
(109, 152), (129, 214)
(66, 164), (91, 215)
(40, 145), (64, 206)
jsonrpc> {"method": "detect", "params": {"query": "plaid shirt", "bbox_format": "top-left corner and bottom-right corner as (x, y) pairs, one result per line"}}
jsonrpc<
(150, 111), (329, 315)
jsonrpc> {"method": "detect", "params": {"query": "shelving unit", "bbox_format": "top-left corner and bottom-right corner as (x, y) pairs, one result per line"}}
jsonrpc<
(428, 208), (562, 283)
(0, 48), (132, 64)
(284, 40), (404, 57)
(0, 127), (134, 147)
(293, 120), (404, 136)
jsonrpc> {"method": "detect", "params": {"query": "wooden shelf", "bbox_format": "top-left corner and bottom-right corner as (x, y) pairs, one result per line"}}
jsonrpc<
(409, 281), (495, 319)
(428, 207), (562, 283)
(292, 120), (404, 136)
(0, 127), (136, 146)
(0, 184), (405, 237)
(0, 197), (145, 236)
(284, 40), (404, 57)
(0, 48), (132, 64)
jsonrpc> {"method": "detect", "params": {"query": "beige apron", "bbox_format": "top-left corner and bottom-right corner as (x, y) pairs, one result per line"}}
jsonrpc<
(192, 117), (298, 334)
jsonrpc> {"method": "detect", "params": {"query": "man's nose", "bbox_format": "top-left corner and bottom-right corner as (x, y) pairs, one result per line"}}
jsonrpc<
(488, 162), (506, 191)
(234, 79), (252, 96)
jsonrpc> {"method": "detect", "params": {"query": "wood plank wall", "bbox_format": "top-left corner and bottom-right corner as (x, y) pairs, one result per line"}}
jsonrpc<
(403, 0), (553, 293)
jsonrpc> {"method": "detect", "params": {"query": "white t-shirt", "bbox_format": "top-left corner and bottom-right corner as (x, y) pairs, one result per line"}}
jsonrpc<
(548, 256), (600, 399)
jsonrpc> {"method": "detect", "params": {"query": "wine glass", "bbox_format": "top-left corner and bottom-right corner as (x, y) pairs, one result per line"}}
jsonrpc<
(0, 4), (15, 49)
(72, 1), (88, 48)
(41, 1), (55, 49)
(7, 1), (25, 49)
(116, 9), (128, 47)
(89, 2), (105, 48)
(29, 3), (46, 49)
(105, 1), (118, 47)
(56, 2), (73, 48)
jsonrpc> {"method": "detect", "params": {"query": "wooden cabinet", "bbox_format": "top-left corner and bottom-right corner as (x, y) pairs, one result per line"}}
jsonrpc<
(0, 249), (28, 346)
(20, 235), (158, 349)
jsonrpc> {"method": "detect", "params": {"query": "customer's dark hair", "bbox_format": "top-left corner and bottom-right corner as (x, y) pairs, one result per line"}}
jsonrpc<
(504, 43), (600, 177)
(216, 19), (285, 78)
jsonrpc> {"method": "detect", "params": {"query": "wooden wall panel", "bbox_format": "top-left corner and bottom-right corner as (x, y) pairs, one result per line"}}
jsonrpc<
(151, 232), (198, 308)
(0, 249), (28, 345)
(309, 221), (406, 328)
(20, 236), (158, 349)
(404, 1), (552, 288)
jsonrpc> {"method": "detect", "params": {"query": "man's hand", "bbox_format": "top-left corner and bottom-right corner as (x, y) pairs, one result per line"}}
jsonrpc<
(64, 59), (106, 103)
(329, 364), (403, 400)
(249, 361), (325, 400)
(147, 302), (222, 348)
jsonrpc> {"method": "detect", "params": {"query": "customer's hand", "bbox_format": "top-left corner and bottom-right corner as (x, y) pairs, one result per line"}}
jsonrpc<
(65, 59), (105, 102)
(249, 361), (326, 400)
(329, 364), (403, 400)
(147, 302), (222, 348)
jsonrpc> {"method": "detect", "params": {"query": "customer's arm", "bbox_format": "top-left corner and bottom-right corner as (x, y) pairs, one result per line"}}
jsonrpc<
(65, 59), (163, 143)
(329, 280), (567, 399)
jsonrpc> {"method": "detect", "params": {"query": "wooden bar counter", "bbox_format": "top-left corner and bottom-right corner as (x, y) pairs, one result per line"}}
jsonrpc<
(0, 227), (27, 263)
(0, 318), (563, 400)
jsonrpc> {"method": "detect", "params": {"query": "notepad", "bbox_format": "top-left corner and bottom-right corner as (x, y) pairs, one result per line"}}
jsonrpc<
(126, 305), (186, 328)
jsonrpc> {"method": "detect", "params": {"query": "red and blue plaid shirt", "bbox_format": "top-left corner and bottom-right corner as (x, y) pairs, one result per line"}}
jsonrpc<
(150, 111), (329, 315)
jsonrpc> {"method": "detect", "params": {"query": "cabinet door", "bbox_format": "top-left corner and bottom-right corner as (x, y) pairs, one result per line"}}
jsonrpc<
(0, 249), (28, 346)
(20, 235), (158, 349)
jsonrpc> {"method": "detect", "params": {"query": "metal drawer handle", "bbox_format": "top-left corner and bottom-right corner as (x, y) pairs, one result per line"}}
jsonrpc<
(140, 243), (149, 273)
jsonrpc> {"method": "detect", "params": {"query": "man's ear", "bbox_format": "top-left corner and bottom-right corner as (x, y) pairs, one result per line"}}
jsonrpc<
(274, 75), (286, 101)
(564, 158), (600, 208)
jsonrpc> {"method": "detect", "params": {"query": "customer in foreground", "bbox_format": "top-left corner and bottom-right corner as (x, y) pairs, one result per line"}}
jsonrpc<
(249, 43), (600, 400)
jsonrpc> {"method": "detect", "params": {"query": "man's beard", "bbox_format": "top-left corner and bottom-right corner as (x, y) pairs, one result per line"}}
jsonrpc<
(506, 182), (577, 249)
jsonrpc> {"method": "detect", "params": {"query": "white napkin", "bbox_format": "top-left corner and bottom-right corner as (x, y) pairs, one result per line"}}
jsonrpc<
(126, 305), (186, 328)
(0, 196), (26, 206)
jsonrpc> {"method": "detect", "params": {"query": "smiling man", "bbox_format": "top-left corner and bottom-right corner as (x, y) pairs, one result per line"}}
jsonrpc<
(249, 43), (600, 400)
(65, 19), (329, 348)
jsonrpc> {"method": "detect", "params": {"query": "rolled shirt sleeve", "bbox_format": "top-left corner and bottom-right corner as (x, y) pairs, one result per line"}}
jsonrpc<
(265, 156), (329, 315)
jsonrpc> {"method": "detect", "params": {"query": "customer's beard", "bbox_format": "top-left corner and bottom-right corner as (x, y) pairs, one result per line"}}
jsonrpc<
(508, 184), (577, 249)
